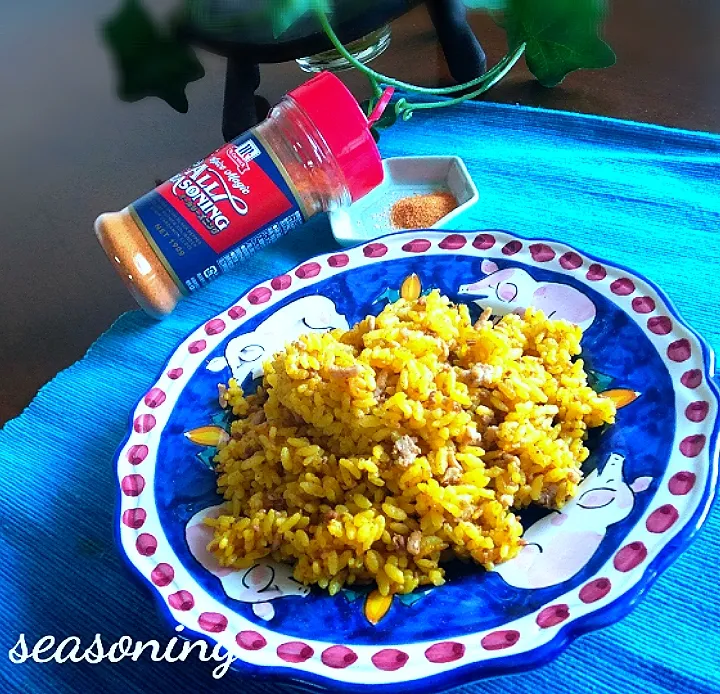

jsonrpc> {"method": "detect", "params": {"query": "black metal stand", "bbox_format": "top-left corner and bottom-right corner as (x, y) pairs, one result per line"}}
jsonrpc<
(427, 0), (487, 84)
(222, 59), (261, 142)
(221, 0), (486, 141)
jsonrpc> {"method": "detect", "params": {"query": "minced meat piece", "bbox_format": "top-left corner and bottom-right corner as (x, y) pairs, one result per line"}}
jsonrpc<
(329, 365), (362, 379)
(501, 453), (521, 470)
(394, 435), (421, 467)
(483, 426), (499, 445)
(467, 363), (495, 387)
(538, 484), (558, 507)
(499, 493), (514, 507)
(248, 409), (266, 425)
(391, 534), (406, 551)
(473, 307), (493, 328)
(441, 466), (463, 485)
(465, 427), (484, 446)
(374, 369), (389, 401)
(406, 531), (422, 556)
(441, 450), (463, 485)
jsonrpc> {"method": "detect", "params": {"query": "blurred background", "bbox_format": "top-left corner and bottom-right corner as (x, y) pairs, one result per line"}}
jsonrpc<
(1, 0), (719, 424)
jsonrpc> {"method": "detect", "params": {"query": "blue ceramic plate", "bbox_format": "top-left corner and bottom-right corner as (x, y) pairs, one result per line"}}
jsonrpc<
(115, 230), (719, 693)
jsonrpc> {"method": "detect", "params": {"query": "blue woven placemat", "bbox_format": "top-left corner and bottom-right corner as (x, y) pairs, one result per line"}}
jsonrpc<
(2, 99), (720, 694)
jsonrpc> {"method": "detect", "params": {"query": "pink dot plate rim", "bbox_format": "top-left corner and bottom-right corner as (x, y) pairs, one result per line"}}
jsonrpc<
(114, 229), (719, 692)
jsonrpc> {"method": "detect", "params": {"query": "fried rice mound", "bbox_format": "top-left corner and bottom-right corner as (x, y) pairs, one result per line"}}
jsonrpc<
(205, 291), (615, 596)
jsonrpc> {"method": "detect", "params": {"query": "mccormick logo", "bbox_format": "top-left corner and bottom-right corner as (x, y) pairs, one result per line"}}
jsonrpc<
(168, 159), (252, 235)
(227, 140), (261, 173)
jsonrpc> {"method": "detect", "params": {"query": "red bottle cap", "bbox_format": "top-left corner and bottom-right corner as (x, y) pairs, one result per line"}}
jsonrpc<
(289, 72), (384, 203)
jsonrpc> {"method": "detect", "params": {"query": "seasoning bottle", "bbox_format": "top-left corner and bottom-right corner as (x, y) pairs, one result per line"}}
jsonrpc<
(95, 72), (384, 318)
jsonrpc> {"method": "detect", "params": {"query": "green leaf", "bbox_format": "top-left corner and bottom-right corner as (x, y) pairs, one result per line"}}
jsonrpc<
(341, 589), (364, 603)
(502, 0), (616, 87)
(587, 368), (614, 393)
(103, 0), (205, 113)
(270, 0), (332, 38)
(397, 589), (432, 607)
(211, 410), (232, 428)
(196, 448), (217, 470)
(372, 288), (399, 305)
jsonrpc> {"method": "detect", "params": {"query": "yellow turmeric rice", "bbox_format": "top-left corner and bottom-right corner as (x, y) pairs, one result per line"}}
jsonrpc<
(206, 291), (615, 596)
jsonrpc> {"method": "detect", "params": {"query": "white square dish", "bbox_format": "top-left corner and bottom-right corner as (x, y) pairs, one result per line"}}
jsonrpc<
(329, 156), (479, 247)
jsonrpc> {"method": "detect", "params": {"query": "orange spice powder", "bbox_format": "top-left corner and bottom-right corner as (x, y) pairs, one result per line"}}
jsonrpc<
(390, 192), (458, 230)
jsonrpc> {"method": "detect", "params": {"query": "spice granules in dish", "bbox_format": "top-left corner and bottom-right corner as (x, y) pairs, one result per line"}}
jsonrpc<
(390, 192), (457, 230)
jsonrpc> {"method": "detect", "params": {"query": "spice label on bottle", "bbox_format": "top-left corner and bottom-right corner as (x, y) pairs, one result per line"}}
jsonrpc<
(131, 133), (305, 294)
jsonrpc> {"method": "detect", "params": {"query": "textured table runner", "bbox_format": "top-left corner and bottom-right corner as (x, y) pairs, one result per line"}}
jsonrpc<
(2, 99), (720, 694)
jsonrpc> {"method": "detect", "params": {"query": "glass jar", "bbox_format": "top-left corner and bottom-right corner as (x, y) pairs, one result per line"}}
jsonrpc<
(296, 24), (392, 73)
(95, 72), (383, 318)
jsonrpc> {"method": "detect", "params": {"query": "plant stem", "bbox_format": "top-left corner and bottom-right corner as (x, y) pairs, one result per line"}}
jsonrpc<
(394, 43), (526, 119)
(317, 11), (525, 97)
